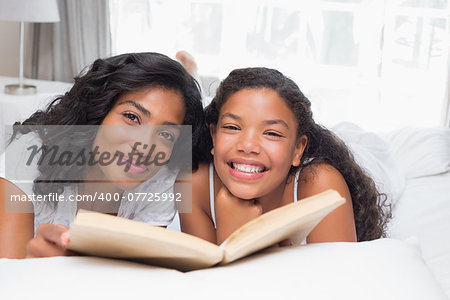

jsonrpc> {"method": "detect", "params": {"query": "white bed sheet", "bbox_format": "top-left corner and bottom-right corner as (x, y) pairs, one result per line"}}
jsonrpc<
(388, 171), (450, 298)
(0, 238), (447, 300)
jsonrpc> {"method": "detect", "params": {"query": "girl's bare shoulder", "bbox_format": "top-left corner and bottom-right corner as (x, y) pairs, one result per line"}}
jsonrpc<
(192, 163), (211, 207)
(297, 162), (350, 199)
(176, 163), (216, 242)
(176, 163), (211, 212)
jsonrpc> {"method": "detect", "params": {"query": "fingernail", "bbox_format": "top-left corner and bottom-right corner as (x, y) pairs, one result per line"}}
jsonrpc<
(60, 231), (70, 247)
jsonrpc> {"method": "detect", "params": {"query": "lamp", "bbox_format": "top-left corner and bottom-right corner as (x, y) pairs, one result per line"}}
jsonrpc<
(0, 0), (60, 95)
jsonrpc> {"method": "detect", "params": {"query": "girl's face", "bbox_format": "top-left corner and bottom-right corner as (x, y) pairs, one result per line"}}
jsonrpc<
(210, 88), (307, 200)
(92, 87), (185, 190)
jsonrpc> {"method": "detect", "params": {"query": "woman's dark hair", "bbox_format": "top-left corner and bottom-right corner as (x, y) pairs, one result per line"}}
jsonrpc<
(11, 52), (206, 197)
(203, 67), (391, 241)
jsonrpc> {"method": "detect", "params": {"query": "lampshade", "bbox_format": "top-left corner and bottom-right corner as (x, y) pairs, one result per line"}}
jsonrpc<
(0, 0), (60, 95)
(0, 0), (60, 23)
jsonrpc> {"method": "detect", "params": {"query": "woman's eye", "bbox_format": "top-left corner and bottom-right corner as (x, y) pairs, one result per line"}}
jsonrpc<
(159, 131), (175, 142)
(123, 113), (140, 124)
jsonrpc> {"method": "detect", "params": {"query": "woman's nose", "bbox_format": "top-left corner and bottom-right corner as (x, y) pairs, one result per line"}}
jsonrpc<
(127, 125), (151, 147)
(132, 125), (174, 158)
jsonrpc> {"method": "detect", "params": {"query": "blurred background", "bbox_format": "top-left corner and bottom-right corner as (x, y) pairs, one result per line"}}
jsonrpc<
(1, 0), (449, 131)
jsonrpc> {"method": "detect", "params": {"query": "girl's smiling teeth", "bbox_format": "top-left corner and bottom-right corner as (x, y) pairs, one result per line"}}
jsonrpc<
(229, 162), (267, 173)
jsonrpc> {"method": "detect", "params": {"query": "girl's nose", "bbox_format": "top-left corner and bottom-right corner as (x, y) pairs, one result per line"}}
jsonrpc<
(236, 131), (260, 154)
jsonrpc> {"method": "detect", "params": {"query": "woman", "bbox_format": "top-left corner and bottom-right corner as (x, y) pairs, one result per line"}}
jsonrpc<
(0, 52), (206, 258)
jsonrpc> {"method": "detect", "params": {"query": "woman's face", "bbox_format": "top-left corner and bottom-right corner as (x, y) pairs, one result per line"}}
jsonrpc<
(210, 88), (306, 200)
(91, 87), (185, 190)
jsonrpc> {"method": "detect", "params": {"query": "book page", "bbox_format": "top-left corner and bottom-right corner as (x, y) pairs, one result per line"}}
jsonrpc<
(221, 189), (345, 264)
(67, 210), (223, 271)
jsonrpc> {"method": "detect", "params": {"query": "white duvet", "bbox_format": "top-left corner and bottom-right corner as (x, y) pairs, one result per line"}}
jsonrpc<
(0, 238), (447, 300)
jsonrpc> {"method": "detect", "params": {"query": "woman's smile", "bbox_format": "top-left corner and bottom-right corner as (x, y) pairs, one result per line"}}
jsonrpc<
(119, 156), (149, 175)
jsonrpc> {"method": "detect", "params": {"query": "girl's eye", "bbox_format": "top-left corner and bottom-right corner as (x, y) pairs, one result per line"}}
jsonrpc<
(222, 125), (239, 131)
(265, 131), (284, 138)
(122, 112), (141, 124)
(159, 131), (175, 142)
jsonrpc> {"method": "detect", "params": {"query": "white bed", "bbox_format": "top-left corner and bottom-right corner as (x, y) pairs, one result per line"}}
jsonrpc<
(0, 82), (449, 299)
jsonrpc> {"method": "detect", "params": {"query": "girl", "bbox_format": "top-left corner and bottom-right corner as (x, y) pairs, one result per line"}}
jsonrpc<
(179, 67), (391, 245)
(0, 52), (205, 258)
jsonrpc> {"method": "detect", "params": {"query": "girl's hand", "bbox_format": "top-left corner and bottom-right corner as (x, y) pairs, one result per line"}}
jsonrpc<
(26, 224), (73, 258)
(215, 185), (262, 245)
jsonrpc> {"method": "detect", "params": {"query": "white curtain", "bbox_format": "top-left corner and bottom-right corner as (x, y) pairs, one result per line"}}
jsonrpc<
(110, 0), (450, 130)
(445, 53), (450, 128)
(31, 0), (111, 82)
(445, 78), (450, 127)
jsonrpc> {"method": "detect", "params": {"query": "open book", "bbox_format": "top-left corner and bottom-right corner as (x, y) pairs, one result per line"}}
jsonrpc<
(67, 189), (345, 271)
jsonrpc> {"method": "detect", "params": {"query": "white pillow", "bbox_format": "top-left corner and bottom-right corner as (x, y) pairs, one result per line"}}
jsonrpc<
(0, 238), (446, 299)
(381, 127), (450, 179)
(332, 122), (406, 206)
(388, 172), (450, 297)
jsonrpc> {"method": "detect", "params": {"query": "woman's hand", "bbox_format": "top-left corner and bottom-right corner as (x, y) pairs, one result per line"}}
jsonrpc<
(215, 185), (262, 245)
(26, 224), (73, 258)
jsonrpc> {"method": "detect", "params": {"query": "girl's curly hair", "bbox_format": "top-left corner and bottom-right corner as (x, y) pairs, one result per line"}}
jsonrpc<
(202, 67), (391, 241)
(10, 52), (206, 200)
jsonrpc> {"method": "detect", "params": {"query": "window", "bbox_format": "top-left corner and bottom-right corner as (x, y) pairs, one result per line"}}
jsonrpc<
(110, 0), (450, 130)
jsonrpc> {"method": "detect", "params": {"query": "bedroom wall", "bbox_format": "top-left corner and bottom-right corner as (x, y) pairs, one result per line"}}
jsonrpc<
(0, 21), (32, 77)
